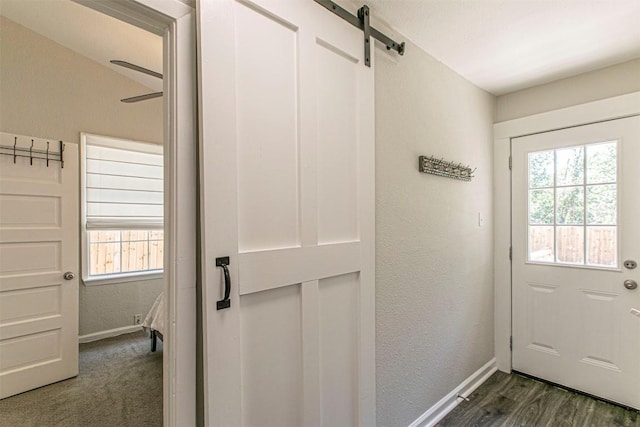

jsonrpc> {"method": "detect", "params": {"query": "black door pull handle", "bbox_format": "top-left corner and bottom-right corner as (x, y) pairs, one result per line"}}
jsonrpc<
(216, 257), (231, 310)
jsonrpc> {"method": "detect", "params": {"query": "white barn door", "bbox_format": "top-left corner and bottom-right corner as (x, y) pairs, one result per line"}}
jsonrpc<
(198, 0), (375, 425)
(0, 135), (78, 399)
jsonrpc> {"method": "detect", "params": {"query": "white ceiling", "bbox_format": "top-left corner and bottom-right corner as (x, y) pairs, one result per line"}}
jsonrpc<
(366, 0), (640, 95)
(1, 0), (639, 96)
(0, 0), (163, 92)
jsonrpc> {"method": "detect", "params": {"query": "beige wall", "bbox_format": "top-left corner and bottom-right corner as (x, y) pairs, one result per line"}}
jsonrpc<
(0, 17), (163, 144)
(374, 36), (496, 426)
(0, 17), (164, 336)
(496, 59), (640, 122)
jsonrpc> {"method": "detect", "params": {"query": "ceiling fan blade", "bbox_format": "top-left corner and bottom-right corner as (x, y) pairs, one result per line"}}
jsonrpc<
(110, 60), (163, 79)
(120, 92), (164, 103)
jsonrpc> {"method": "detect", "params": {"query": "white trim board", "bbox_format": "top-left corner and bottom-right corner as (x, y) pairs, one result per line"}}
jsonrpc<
(79, 325), (142, 343)
(408, 358), (497, 427)
(492, 91), (640, 373)
(494, 92), (640, 139)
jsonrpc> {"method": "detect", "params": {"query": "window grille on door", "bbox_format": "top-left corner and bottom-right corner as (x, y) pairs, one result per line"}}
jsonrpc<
(527, 141), (618, 268)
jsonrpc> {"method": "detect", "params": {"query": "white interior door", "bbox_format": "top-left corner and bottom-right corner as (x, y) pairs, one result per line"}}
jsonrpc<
(0, 134), (79, 399)
(512, 116), (640, 409)
(198, 0), (375, 425)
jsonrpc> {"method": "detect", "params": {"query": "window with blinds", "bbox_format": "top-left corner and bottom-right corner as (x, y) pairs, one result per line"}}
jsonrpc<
(81, 133), (164, 282)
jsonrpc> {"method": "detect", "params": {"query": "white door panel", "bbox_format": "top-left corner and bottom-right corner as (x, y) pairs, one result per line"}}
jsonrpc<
(198, 0), (375, 425)
(0, 134), (78, 399)
(512, 116), (640, 409)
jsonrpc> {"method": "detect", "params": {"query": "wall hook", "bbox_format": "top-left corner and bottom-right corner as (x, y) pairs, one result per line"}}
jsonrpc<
(419, 155), (475, 182)
(1, 133), (64, 168)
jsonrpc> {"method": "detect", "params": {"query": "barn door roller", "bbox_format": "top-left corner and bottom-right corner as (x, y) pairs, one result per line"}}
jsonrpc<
(314, 0), (405, 67)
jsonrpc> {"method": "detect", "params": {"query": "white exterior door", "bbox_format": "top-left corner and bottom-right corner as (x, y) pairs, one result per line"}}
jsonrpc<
(198, 0), (375, 425)
(0, 134), (79, 399)
(512, 116), (640, 409)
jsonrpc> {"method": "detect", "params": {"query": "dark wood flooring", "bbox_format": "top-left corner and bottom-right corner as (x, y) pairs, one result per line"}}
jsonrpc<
(437, 371), (639, 427)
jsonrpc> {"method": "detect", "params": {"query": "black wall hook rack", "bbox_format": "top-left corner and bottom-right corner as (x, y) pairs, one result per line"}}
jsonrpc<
(1, 136), (64, 168)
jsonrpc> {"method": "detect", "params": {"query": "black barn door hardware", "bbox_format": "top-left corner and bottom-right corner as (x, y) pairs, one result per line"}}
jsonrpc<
(313, 0), (405, 67)
(216, 257), (231, 310)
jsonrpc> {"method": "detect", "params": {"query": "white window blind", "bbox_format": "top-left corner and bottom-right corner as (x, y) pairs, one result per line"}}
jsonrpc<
(82, 133), (163, 230)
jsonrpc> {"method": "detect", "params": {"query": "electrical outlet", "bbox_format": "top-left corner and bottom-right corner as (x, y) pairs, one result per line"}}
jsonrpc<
(134, 314), (142, 325)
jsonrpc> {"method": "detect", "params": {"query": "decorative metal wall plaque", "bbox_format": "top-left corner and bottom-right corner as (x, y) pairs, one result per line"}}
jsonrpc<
(419, 155), (475, 182)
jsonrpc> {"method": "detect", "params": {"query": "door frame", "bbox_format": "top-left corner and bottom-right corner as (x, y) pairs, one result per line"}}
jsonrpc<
(73, 1), (197, 425)
(493, 91), (640, 373)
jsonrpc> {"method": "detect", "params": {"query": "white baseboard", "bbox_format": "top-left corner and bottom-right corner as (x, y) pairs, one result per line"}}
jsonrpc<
(408, 358), (497, 427)
(79, 325), (143, 343)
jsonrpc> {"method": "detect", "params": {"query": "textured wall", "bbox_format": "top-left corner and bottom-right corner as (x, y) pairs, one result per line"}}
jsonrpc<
(496, 59), (640, 122)
(78, 279), (163, 336)
(0, 17), (164, 336)
(374, 37), (495, 426)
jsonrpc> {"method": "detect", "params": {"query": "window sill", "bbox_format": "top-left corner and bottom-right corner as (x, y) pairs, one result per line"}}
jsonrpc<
(82, 271), (164, 287)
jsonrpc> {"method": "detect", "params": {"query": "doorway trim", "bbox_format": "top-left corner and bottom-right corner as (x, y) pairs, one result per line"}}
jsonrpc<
(73, 0), (197, 425)
(493, 91), (640, 373)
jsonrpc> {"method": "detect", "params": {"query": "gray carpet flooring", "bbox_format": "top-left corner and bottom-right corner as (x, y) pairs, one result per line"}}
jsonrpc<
(0, 331), (162, 427)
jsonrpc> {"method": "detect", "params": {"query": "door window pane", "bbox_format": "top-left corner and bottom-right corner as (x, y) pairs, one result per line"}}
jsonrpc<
(529, 226), (554, 262)
(586, 142), (616, 184)
(586, 184), (616, 225)
(556, 146), (584, 186)
(529, 189), (554, 224)
(556, 187), (584, 225)
(557, 226), (584, 264)
(587, 226), (617, 267)
(529, 151), (554, 188)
